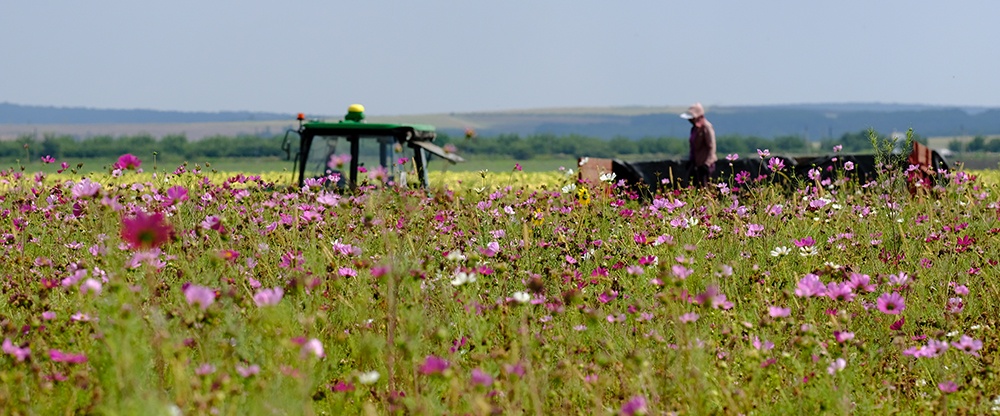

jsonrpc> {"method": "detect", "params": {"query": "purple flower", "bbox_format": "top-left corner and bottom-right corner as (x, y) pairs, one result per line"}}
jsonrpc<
(767, 157), (785, 172)
(678, 312), (699, 323)
(114, 153), (142, 170)
(80, 278), (102, 295)
(795, 274), (826, 298)
(236, 363), (261, 378)
(768, 306), (791, 318)
(834, 331), (855, 343)
(503, 362), (526, 377)
(253, 287), (284, 307)
(3, 338), (30, 362)
(793, 236), (816, 247)
(300, 338), (325, 358)
(195, 363), (216, 376)
(827, 357), (846, 375)
(825, 282), (855, 302)
(620, 395), (648, 416)
(938, 380), (958, 393)
(166, 186), (189, 205)
(952, 335), (983, 356)
(419, 355), (450, 375)
(71, 179), (102, 199)
(470, 368), (493, 387)
(183, 284), (216, 310)
(876, 292), (905, 315)
(49, 349), (87, 364)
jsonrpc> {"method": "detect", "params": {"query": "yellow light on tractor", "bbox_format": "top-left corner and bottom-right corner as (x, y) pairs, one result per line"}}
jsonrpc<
(345, 104), (365, 122)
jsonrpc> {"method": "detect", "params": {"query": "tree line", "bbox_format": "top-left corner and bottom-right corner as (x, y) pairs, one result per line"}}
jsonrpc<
(1, 133), (287, 161)
(440, 129), (906, 160)
(2, 129), (912, 163)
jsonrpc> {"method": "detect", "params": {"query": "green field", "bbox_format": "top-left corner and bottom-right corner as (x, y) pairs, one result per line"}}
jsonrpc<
(2, 155), (578, 176)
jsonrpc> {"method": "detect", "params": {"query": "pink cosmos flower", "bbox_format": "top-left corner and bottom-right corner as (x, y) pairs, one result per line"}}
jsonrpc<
(834, 331), (855, 343)
(253, 287), (284, 307)
(827, 357), (846, 375)
(71, 179), (102, 199)
(166, 186), (189, 205)
(49, 349), (87, 364)
(183, 284), (216, 310)
(114, 153), (142, 170)
(847, 273), (876, 292)
(952, 335), (983, 356)
(620, 396), (648, 416)
(876, 292), (905, 315)
(793, 236), (815, 247)
(768, 306), (791, 318)
(3, 338), (31, 362)
(419, 355), (450, 375)
(470, 368), (493, 387)
(938, 380), (959, 393)
(678, 312), (699, 323)
(80, 278), (102, 295)
(301, 338), (325, 358)
(236, 364), (260, 378)
(795, 274), (826, 298)
(120, 211), (173, 250)
(826, 282), (855, 302)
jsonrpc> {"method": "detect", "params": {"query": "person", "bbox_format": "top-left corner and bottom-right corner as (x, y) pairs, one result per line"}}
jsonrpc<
(680, 102), (717, 188)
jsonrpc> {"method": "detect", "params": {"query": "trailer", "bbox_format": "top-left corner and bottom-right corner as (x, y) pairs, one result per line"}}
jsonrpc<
(578, 140), (949, 195)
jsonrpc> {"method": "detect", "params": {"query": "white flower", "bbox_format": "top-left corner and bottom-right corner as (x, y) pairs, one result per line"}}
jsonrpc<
(445, 251), (467, 262)
(799, 246), (819, 257)
(561, 183), (577, 194)
(511, 291), (531, 304)
(599, 172), (617, 182)
(578, 157), (589, 167)
(450, 270), (476, 286)
(770, 246), (791, 257)
(357, 370), (380, 385)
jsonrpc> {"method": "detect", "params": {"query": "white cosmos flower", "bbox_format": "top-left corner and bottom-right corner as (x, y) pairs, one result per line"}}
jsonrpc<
(450, 270), (476, 286)
(799, 246), (819, 257)
(600, 172), (617, 182)
(357, 370), (380, 385)
(511, 291), (531, 304)
(445, 250), (467, 262)
(561, 183), (577, 194)
(770, 246), (791, 257)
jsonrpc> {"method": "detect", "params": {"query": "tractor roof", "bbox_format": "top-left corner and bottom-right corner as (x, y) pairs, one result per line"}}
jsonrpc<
(300, 120), (437, 141)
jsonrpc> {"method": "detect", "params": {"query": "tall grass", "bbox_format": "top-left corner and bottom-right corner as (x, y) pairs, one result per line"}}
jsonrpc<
(0, 153), (998, 414)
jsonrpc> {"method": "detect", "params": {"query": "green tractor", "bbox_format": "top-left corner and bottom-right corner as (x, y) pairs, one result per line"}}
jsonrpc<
(282, 104), (463, 189)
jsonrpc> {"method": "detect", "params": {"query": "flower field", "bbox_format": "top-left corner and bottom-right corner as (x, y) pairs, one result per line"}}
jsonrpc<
(2, 154), (1000, 414)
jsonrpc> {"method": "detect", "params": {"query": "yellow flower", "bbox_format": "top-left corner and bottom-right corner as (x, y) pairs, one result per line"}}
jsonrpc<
(576, 187), (591, 206)
(531, 208), (544, 226)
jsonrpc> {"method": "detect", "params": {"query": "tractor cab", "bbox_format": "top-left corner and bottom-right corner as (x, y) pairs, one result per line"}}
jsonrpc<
(282, 104), (463, 189)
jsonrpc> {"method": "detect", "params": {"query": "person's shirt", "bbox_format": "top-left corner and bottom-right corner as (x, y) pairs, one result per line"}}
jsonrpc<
(689, 119), (717, 167)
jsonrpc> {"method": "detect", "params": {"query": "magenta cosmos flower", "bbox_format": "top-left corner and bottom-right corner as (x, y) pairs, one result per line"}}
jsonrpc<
(121, 211), (173, 250)
(115, 153), (142, 170)
(876, 292), (906, 315)
(418, 355), (450, 375)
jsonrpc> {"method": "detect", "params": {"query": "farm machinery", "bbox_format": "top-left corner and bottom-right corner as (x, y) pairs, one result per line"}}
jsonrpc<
(282, 104), (463, 189)
(579, 139), (950, 194)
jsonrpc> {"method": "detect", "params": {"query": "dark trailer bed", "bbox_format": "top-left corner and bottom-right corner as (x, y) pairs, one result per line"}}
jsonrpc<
(579, 140), (949, 194)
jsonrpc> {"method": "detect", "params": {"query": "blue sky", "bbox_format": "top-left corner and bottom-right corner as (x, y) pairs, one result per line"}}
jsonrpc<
(2, 0), (998, 116)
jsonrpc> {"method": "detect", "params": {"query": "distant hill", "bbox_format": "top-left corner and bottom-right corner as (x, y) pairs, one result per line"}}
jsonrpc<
(2, 102), (999, 141)
(0, 102), (291, 124)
